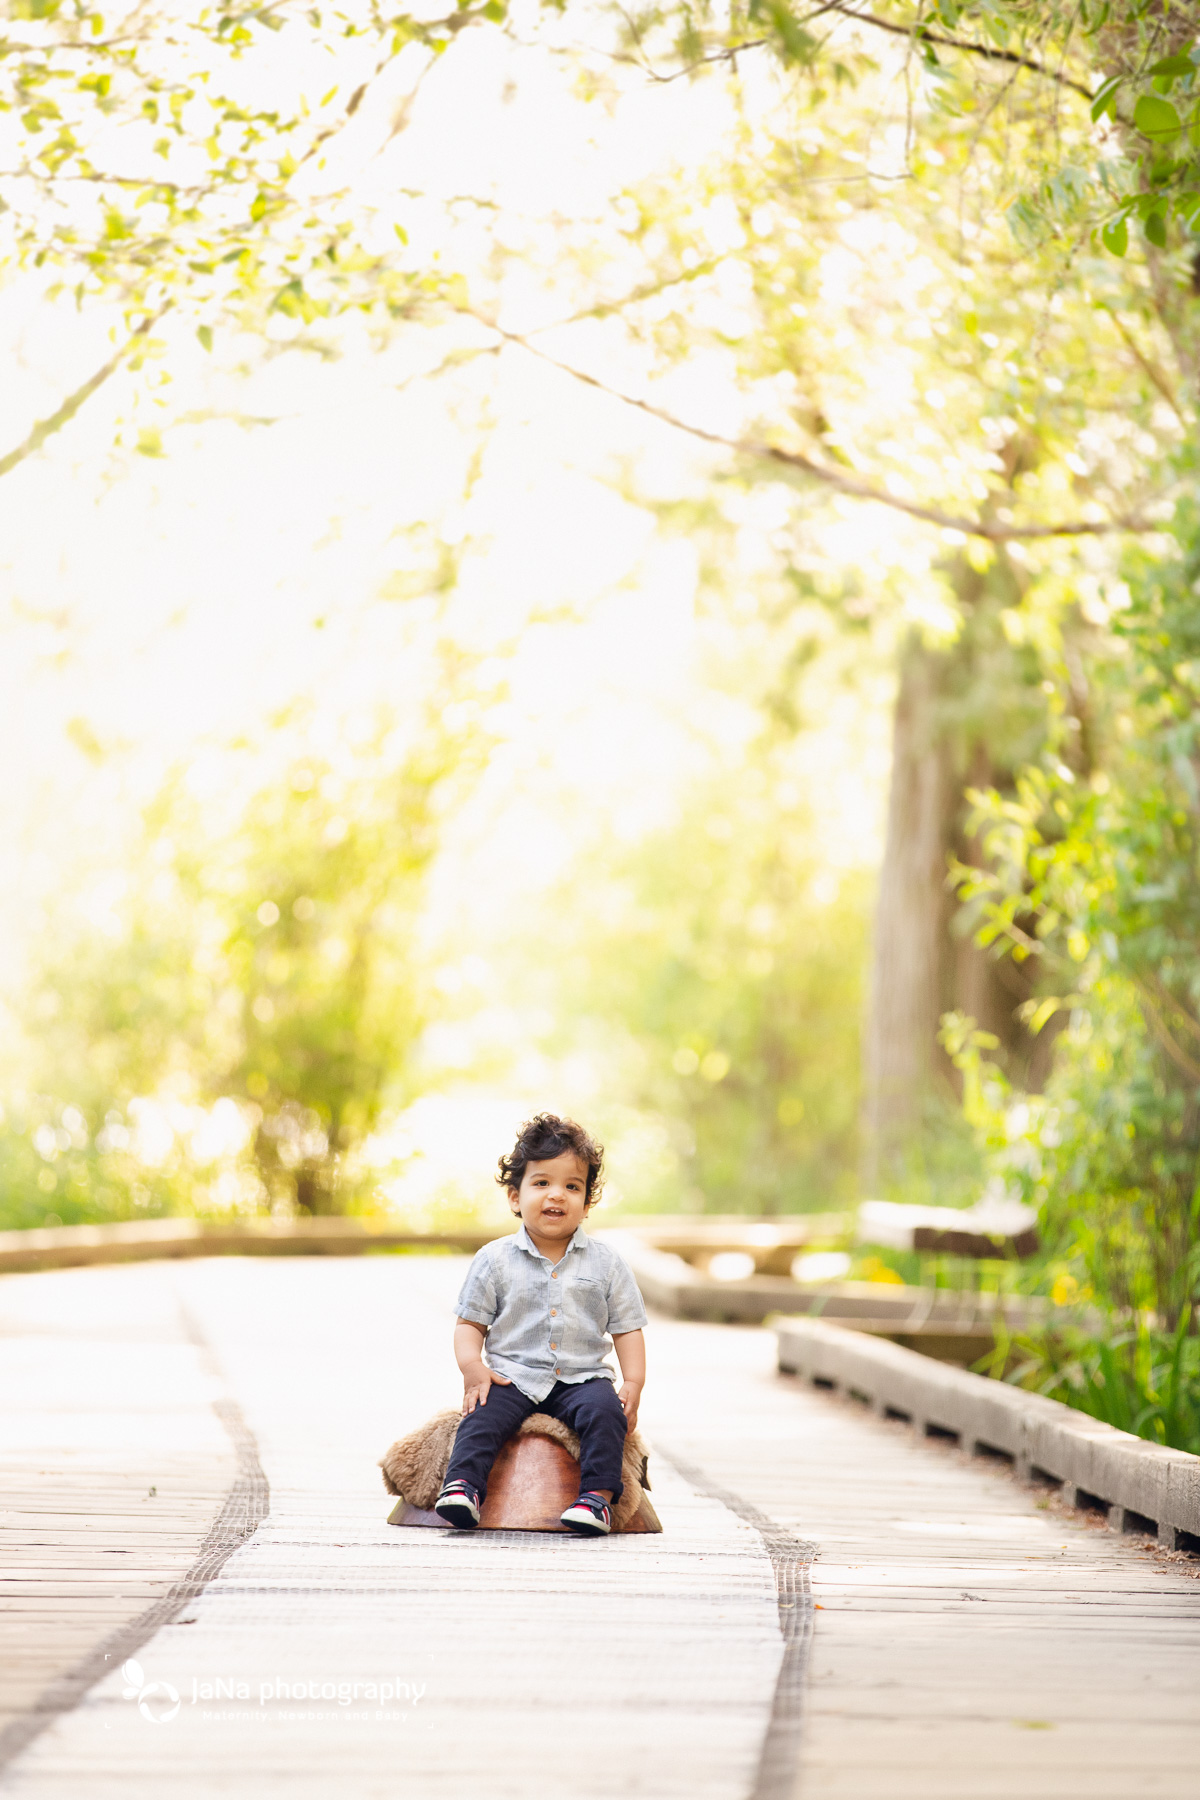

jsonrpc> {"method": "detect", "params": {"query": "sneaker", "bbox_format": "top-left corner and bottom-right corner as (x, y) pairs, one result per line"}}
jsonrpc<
(434, 1480), (481, 1529)
(560, 1491), (612, 1536)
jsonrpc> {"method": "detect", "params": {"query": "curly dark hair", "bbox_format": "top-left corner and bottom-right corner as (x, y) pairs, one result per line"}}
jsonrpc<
(497, 1112), (605, 1203)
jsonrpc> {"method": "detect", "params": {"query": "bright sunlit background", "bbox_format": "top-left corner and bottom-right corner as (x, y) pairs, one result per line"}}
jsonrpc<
(0, 7), (899, 1230)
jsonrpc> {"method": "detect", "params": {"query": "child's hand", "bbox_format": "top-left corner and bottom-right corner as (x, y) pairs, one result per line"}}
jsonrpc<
(462, 1362), (511, 1415)
(617, 1381), (642, 1434)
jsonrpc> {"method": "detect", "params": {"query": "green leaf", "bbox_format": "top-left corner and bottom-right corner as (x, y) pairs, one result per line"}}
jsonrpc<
(1090, 73), (1122, 121)
(1101, 215), (1128, 256)
(1175, 190), (1200, 232)
(1133, 94), (1182, 142)
(765, 0), (816, 64)
(196, 324), (213, 352)
(1148, 53), (1196, 81)
(1007, 197), (1041, 247)
(1145, 210), (1168, 247)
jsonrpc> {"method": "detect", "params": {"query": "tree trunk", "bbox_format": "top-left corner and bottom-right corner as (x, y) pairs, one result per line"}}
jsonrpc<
(862, 641), (952, 1186)
(862, 574), (1057, 1191)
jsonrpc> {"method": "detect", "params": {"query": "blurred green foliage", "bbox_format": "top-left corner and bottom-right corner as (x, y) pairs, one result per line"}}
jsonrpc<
(0, 0), (513, 475)
(577, 772), (869, 1214)
(999, 1315), (1200, 1455)
(3, 666), (486, 1227)
(568, 39), (1172, 1208)
(615, 0), (1200, 263)
(945, 478), (1200, 1449)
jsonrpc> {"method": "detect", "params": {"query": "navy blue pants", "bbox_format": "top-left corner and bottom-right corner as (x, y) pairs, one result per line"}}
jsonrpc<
(444, 1376), (628, 1503)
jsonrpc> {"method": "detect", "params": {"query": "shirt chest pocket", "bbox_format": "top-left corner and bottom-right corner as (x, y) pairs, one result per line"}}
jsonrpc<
(568, 1275), (609, 1332)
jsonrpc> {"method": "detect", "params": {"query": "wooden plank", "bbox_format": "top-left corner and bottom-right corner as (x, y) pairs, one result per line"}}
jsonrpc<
(0, 1263), (239, 1735)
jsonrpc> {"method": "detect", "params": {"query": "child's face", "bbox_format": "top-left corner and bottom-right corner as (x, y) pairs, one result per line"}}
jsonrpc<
(508, 1151), (591, 1242)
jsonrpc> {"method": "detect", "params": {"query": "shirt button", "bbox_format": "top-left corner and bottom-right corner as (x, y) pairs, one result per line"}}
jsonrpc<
(550, 1309), (557, 1317)
(550, 1342), (557, 1350)
(551, 1272), (558, 1279)
(555, 1368), (561, 1375)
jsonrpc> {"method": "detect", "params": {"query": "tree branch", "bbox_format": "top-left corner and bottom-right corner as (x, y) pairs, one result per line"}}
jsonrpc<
(823, 2), (1094, 101)
(1135, 980), (1200, 1084)
(1139, 969), (1200, 1046)
(604, 0), (872, 84)
(0, 306), (170, 482)
(609, 36), (770, 84)
(0, 32), (142, 52)
(1106, 310), (1186, 427)
(0, 167), (204, 194)
(472, 316), (1149, 542)
(296, 4), (485, 172)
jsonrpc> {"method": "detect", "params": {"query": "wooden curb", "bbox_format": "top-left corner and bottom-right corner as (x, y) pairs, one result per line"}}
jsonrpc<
(776, 1315), (1200, 1552)
(0, 1215), (841, 1278)
(0, 1217), (507, 1273)
(609, 1231), (1050, 1344)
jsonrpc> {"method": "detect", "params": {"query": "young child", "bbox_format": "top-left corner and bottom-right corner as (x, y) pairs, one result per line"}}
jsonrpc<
(434, 1112), (647, 1538)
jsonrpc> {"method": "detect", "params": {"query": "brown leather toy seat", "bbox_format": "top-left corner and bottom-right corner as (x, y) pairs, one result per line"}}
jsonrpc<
(381, 1408), (662, 1534)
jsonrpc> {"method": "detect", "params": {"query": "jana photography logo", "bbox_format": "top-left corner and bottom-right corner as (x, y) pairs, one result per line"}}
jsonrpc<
(120, 1659), (426, 1724)
(121, 1660), (181, 1725)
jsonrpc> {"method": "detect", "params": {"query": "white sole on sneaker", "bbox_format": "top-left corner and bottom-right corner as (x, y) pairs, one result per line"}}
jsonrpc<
(434, 1494), (480, 1529)
(560, 1505), (611, 1536)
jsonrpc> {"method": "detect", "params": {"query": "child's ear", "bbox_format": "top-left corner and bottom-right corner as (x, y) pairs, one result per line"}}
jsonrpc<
(506, 1187), (522, 1215)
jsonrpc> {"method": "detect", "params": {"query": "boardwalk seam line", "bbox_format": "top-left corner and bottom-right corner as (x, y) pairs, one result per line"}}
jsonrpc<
(0, 1304), (269, 1775)
(657, 1446), (816, 1800)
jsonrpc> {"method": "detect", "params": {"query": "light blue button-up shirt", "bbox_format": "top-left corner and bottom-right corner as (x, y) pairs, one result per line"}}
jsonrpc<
(454, 1224), (648, 1403)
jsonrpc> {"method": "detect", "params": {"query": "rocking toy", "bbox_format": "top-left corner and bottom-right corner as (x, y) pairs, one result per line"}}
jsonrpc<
(380, 1407), (663, 1534)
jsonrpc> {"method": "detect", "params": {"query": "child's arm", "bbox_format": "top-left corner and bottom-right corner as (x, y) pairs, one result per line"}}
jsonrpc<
(454, 1317), (512, 1415)
(612, 1329), (646, 1433)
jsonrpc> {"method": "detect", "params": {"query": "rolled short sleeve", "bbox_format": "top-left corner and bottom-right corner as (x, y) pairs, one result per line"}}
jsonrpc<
(455, 1248), (498, 1329)
(604, 1252), (648, 1335)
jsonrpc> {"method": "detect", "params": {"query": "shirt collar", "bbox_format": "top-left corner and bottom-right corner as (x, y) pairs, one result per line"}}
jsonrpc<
(514, 1222), (587, 1262)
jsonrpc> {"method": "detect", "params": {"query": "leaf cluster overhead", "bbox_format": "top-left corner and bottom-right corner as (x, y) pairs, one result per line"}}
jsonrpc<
(0, 0), (502, 470)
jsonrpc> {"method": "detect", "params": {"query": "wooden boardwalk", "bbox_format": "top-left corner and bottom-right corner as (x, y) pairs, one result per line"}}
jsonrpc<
(1, 1255), (1198, 1798)
(648, 1320), (1200, 1799)
(0, 1263), (238, 1751)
